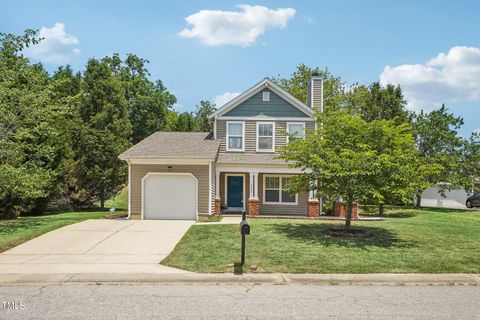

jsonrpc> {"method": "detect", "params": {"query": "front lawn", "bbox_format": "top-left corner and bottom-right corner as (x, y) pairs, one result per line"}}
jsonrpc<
(0, 211), (107, 253)
(162, 207), (480, 273)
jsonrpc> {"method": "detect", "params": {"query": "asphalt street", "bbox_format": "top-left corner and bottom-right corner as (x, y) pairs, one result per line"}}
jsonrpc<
(0, 283), (479, 319)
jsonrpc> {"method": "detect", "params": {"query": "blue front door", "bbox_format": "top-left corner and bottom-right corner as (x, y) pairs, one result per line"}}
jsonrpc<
(227, 176), (243, 208)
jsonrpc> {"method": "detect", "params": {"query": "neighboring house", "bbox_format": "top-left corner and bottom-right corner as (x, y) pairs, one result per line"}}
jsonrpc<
(421, 180), (479, 209)
(119, 76), (323, 220)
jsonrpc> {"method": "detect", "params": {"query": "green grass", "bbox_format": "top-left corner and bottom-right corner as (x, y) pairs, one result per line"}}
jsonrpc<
(198, 215), (223, 223)
(104, 187), (128, 210)
(0, 211), (107, 253)
(162, 207), (480, 273)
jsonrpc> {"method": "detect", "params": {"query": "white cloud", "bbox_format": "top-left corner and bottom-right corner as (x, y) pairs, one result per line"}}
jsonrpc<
(213, 91), (240, 107)
(23, 23), (80, 64)
(380, 46), (480, 111)
(179, 5), (296, 47)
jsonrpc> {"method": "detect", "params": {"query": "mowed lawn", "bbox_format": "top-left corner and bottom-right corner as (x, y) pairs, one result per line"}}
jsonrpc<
(162, 207), (480, 273)
(0, 211), (106, 253)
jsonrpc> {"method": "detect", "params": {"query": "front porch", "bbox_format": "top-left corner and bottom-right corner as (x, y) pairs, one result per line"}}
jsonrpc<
(214, 168), (321, 218)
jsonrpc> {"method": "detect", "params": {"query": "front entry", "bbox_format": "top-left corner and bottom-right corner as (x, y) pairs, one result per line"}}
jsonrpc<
(227, 175), (244, 208)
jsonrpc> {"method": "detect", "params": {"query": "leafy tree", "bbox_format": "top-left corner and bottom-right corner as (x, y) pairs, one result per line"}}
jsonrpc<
(272, 64), (345, 109)
(194, 100), (216, 132)
(175, 112), (196, 132)
(0, 30), (72, 217)
(104, 54), (177, 143)
(278, 109), (423, 227)
(461, 132), (480, 192)
(73, 58), (132, 208)
(412, 104), (465, 205)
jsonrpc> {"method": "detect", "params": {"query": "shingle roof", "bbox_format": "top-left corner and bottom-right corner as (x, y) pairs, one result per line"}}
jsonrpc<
(216, 153), (289, 165)
(119, 132), (220, 160)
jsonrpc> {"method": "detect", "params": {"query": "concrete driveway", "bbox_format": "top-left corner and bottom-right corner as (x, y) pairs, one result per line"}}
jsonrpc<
(0, 219), (194, 274)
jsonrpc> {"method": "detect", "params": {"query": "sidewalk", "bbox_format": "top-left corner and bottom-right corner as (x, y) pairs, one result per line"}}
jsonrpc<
(1, 272), (479, 285)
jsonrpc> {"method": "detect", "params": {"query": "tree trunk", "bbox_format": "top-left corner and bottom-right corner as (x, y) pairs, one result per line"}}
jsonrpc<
(100, 198), (105, 209)
(415, 194), (421, 207)
(379, 203), (384, 216)
(345, 196), (353, 228)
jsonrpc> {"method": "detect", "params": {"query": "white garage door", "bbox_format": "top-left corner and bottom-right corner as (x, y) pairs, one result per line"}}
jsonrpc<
(143, 173), (197, 220)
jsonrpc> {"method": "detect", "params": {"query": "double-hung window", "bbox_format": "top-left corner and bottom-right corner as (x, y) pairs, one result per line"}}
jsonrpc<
(287, 122), (305, 142)
(256, 122), (275, 152)
(227, 122), (244, 151)
(264, 176), (297, 204)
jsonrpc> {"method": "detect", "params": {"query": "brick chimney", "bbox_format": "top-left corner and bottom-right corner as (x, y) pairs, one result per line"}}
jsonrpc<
(307, 73), (324, 112)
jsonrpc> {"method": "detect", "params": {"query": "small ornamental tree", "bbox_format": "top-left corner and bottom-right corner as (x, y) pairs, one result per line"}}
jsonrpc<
(278, 109), (432, 227)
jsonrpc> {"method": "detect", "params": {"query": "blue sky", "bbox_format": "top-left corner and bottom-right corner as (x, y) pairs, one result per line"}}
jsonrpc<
(2, 0), (479, 136)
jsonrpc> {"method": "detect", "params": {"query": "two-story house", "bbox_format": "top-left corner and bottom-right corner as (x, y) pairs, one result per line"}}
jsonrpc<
(119, 75), (323, 220)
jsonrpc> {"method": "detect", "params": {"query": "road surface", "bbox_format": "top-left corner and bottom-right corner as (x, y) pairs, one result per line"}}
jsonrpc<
(1, 284), (479, 319)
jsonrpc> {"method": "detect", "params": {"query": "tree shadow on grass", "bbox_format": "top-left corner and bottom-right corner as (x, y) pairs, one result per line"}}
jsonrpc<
(361, 212), (416, 218)
(268, 222), (416, 249)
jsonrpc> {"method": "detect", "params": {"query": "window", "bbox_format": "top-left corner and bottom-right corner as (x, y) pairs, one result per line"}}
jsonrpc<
(264, 176), (297, 204)
(262, 91), (270, 101)
(257, 122), (275, 152)
(287, 122), (305, 142)
(227, 122), (244, 151)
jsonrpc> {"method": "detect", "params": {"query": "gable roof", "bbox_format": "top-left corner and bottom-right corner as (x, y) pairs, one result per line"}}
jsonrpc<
(208, 78), (313, 120)
(119, 132), (220, 160)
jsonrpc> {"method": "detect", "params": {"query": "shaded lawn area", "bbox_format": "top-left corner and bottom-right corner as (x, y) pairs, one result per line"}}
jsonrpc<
(0, 211), (106, 253)
(162, 207), (480, 273)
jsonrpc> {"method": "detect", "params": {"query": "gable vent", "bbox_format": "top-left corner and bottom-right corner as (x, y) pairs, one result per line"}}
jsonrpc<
(262, 91), (270, 102)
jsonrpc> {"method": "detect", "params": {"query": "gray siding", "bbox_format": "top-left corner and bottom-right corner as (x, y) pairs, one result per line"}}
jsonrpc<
(130, 164), (210, 215)
(224, 89), (310, 117)
(217, 120), (316, 154)
(258, 173), (308, 215)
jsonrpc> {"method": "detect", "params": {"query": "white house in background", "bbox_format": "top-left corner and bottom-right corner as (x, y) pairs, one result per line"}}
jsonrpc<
(420, 186), (471, 209)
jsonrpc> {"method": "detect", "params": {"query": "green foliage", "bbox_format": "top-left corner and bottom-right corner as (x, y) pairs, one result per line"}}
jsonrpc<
(194, 100), (216, 132)
(278, 109), (431, 227)
(175, 112), (197, 131)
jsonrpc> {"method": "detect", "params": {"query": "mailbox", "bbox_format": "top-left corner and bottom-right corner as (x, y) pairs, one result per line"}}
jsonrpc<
(240, 220), (250, 235)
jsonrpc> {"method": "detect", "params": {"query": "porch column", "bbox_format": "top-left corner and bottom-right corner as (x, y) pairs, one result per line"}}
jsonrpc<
(307, 178), (320, 218)
(215, 170), (221, 215)
(248, 172), (260, 217)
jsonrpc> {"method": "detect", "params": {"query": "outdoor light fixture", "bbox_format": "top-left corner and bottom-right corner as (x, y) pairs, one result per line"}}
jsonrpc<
(167, 166), (173, 171)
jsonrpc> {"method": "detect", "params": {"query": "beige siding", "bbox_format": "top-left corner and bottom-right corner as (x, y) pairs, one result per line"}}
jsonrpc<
(210, 161), (215, 214)
(217, 120), (316, 154)
(130, 164), (210, 216)
(258, 173), (308, 215)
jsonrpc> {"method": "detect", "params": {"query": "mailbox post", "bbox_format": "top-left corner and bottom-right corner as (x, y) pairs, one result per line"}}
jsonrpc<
(239, 211), (250, 265)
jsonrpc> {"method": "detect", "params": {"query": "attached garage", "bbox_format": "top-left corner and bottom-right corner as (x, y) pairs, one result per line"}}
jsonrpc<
(119, 132), (220, 220)
(142, 173), (197, 220)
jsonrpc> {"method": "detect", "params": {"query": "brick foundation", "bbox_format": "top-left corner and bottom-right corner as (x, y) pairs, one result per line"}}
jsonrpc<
(334, 201), (359, 219)
(215, 198), (222, 215)
(248, 198), (260, 217)
(307, 200), (320, 218)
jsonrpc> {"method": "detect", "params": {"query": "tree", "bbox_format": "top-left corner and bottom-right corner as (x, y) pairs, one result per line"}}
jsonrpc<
(0, 30), (72, 217)
(412, 105), (465, 206)
(461, 132), (480, 192)
(194, 100), (216, 132)
(175, 112), (196, 132)
(278, 109), (423, 227)
(104, 54), (177, 143)
(73, 58), (132, 208)
(272, 64), (345, 109)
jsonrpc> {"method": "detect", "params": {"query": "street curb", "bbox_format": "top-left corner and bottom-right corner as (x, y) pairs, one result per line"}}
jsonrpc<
(0, 273), (479, 286)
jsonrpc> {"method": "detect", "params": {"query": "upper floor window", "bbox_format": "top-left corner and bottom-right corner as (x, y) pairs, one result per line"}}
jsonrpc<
(287, 122), (305, 142)
(257, 122), (275, 152)
(262, 91), (270, 101)
(226, 121), (244, 151)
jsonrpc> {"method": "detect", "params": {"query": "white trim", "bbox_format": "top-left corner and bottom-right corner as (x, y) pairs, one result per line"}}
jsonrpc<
(141, 172), (198, 220)
(286, 122), (306, 143)
(209, 78), (313, 119)
(127, 161), (131, 219)
(217, 116), (313, 121)
(215, 169), (220, 198)
(225, 173), (246, 210)
(213, 118), (217, 139)
(226, 121), (245, 152)
(129, 158), (211, 165)
(256, 121), (275, 153)
(216, 163), (308, 174)
(263, 174), (298, 205)
(208, 161), (212, 215)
